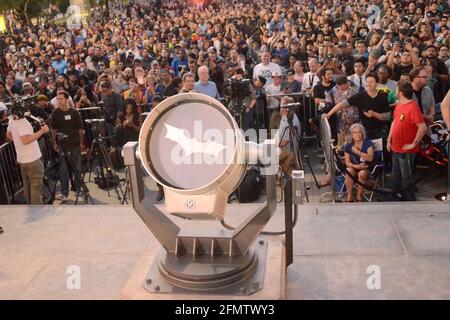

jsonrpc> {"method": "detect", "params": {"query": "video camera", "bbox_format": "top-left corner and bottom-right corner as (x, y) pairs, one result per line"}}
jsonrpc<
(226, 78), (251, 100)
(4, 95), (38, 119)
(84, 118), (107, 139)
(56, 132), (70, 149)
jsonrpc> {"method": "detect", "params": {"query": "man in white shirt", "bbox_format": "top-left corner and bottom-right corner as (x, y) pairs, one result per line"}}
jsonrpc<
(301, 57), (320, 93)
(7, 114), (49, 204)
(50, 86), (75, 108)
(348, 57), (367, 92)
(253, 51), (282, 87)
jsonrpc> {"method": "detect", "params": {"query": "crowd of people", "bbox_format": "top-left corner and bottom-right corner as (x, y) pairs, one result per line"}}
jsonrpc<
(1, 0), (450, 204)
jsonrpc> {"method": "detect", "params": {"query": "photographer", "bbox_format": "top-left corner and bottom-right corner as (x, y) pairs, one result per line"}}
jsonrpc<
(276, 96), (301, 177)
(6, 107), (49, 204)
(30, 95), (54, 121)
(50, 91), (84, 202)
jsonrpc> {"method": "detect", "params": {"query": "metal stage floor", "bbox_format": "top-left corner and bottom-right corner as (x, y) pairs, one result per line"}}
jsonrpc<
(0, 202), (449, 299)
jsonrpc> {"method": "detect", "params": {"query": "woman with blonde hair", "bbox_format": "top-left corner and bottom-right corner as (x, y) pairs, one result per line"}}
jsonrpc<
(344, 123), (374, 202)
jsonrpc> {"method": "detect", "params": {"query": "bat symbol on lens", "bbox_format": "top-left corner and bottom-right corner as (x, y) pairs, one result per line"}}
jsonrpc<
(164, 123), (227, 158)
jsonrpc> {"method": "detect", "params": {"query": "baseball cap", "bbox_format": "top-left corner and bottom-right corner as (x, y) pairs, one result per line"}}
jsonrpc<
(271, 71), (281, 77)
(286, 69), (295, 76)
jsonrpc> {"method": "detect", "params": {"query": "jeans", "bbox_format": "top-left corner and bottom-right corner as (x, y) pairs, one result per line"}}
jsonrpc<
(20, 158), (44, 204)
(59, 147), (82, 197)
(392, 152), (417, 201)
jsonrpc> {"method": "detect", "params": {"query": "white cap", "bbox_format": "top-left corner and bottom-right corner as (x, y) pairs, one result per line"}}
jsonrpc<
(271, 71), (281, 77)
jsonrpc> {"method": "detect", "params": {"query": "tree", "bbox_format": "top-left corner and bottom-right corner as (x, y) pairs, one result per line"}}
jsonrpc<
(0, 0), (70, 25)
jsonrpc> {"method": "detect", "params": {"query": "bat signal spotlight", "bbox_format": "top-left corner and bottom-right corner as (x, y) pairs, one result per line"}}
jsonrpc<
(123, 93), (280, 295)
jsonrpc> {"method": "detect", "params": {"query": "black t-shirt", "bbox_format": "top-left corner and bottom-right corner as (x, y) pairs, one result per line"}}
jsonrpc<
(347, 91), (390, 131)
(50, 107), (83, 148)
(313, 81), (335, 99)
(413, 89), (423, 113)
(101, 92), (124, 124)
(393, 64), (413, 81)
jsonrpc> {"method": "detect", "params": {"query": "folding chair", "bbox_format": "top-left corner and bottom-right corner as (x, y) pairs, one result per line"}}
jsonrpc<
(319, 117), (347, 202)
(362, 138), (385, 202)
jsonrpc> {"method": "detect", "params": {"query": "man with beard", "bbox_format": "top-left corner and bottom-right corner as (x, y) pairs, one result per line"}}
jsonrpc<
(424, 45), (449, 103)
(410, 67), (435, 125)
(387, 40), (420, 81)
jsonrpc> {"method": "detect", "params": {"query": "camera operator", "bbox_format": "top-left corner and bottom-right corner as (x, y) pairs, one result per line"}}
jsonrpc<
(99, 81), (124, 138)
(6, 106), (49, 204)
(248, 76), (269, 131)
(276, 96), (301, 177)
(29, 94), (54, 121)
(50, 91), (84, 202)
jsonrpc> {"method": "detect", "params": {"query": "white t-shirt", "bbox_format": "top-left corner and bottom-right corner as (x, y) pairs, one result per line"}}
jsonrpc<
(265, 84), (282, 109)
(7, 118), (42, 164)
(253, 62), (282, 86)
(50, 96), (75, 108)
(301, 72), (320, 92)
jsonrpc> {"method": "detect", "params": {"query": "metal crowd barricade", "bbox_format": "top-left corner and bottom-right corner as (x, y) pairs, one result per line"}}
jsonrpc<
(266, 92), (317, 138)
(0, 141), (23, 204)
(39, 133), (54, 165)
(0, 133), (53, 204)
(319, 117), (341, 203)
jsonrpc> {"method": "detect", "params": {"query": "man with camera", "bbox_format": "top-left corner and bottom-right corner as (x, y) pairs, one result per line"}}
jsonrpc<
(50, 91), (84, 202)
(6, 107), (49, 204)
(276, 96), (301, 177)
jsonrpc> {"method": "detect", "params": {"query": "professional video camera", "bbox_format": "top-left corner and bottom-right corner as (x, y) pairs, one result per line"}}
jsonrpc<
(225, 78), (252, 127)
(226, 78), (251, 100)
(4, 95), (38, 119)
(84, 119), (107, 140)
(56, 132), (70, 149)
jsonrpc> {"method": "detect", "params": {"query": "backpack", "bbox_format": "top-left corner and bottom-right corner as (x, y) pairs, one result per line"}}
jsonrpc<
(237, 166), (265, 203)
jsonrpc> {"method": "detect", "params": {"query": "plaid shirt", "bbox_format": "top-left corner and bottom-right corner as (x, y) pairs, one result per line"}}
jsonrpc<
(325, 81), (360, 133)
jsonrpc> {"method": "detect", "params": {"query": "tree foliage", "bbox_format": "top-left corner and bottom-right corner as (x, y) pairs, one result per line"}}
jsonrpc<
(0, 0), (71, 25)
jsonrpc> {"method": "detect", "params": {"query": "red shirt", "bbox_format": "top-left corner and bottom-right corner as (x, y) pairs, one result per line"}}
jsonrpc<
(392, 100), (424, 154)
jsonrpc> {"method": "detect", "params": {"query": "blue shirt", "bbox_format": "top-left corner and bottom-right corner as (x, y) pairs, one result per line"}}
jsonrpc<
(51, 59), (67, 76)
(171, 57), (189, 77)
(193, 81), (220, 100)
(344, 139), (373, 165)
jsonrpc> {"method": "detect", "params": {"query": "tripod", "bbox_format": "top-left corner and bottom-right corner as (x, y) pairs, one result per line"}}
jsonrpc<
(60, 146), (93, 204)
(279, 109), (310, 203)
(84, 135), (126, 202)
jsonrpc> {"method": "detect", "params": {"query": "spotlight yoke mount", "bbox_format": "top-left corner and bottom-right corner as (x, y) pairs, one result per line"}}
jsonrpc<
(123, 93), (279, 295)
